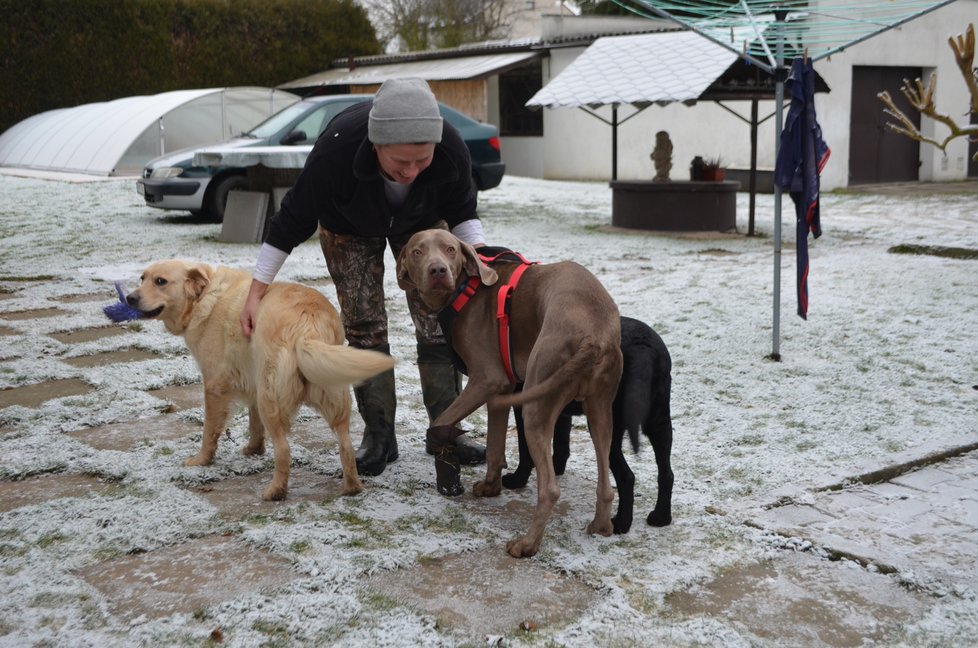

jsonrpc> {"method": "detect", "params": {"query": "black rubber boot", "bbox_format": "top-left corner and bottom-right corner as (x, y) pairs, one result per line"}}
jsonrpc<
(353, 345), (397, 477)
(417, 343), (485, 465)
(427, 424), (465, 496)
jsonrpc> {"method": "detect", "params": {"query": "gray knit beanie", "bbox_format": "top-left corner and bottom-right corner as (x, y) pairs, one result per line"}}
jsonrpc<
(368, 78), (443, 145)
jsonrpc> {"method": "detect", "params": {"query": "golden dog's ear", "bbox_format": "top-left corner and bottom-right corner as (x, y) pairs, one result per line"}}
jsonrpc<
(185, 264), (212, 301)
(461, 241), (498, 286)
(395, 247), (417, 291)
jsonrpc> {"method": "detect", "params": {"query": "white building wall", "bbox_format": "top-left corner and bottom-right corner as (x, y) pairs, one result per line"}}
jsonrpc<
(528, 1), (975, 188)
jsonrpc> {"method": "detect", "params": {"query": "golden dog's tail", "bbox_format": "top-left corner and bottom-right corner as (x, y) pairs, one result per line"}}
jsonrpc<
(296, 340), (395, 387)
(491, 337), (602, 409)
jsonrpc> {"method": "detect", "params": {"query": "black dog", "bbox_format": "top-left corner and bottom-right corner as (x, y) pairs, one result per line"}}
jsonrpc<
(502, 316), (673, 534)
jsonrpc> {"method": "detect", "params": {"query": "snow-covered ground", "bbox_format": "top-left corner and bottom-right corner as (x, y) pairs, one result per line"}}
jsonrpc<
(0, 172), (976, 646)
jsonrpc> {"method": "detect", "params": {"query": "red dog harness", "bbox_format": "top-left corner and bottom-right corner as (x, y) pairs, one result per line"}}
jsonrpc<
(442, 249), (536, 384)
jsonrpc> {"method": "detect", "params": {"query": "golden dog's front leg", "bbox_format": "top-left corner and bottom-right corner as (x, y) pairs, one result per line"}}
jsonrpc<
(242, 405), (266, 456)
(473, 403), (508, 497)
(185, 386), (232, 467)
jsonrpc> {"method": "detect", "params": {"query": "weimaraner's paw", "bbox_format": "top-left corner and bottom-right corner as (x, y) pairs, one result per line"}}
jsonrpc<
(241, 442), (265, 456)
(586, 517), (614, 537)
(262, 483), (288, 501)
(505, 536), (540, 558)
(340, 478), (364, 496)
(473, 479), (501, 497)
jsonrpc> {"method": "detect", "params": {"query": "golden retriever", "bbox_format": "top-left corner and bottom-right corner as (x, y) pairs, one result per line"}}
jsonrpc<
(126, 260), (395, 501)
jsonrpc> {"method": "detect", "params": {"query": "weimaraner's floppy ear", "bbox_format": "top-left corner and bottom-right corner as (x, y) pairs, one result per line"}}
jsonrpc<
(395, 247), (417, 291)
(460, 241), (498, 286)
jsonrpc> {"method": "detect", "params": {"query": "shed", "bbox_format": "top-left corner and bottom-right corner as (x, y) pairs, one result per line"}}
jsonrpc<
(279, 51), (542, 123)
(0, 87), (298, 177)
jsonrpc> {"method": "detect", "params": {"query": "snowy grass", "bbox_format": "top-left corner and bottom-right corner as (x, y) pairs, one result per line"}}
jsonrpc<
(1, 172), (976, 646)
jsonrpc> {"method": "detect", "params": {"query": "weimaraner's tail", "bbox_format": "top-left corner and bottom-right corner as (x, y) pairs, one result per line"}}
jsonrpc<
(492, 337), (602, 409)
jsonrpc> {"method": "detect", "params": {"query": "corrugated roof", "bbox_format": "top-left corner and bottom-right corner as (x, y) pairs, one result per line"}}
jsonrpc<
(527, 27), (761, 109)
(280, 51), (542, 91)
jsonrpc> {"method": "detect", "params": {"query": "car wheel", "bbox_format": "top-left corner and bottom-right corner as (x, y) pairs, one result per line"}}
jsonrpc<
(206, 174), (248, 221)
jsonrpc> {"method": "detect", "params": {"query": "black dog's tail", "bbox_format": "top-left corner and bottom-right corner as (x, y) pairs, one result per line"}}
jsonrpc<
(492, 337), (602, 409)
(619, 358), (653, 454)
(618, 317), (673, 454)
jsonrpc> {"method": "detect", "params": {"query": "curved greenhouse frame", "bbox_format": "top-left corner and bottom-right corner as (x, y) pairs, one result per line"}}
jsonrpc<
(0, 87), (298, 177)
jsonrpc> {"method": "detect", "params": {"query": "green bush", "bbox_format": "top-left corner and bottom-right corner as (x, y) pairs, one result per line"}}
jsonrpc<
(0, 0), (380, 133)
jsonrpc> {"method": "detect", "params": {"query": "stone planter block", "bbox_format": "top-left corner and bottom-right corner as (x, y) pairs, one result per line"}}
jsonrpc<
(610, 180), (740, 231)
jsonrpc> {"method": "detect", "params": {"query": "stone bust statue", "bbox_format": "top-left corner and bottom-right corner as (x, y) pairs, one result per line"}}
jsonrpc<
(651, 130), (673, 181)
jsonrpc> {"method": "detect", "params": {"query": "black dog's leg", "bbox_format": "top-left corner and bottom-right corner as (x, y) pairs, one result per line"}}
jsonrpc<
(610, 423), (635, 534)
(552, 405), (574, 475)
(502, 403), (533, 489)
(646, 377), (674, 527)
(503, 401), (575, 489)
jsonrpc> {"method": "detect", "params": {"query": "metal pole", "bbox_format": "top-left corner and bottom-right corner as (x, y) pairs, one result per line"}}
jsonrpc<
(772, 9), (787, 360)
(612, 104), (619, 181)
(749, 98), (758, 236)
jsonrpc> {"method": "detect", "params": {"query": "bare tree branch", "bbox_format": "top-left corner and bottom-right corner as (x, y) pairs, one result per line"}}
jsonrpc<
(948, 23), (978, 114)
(877, 23), (978, 161)
(364, 0), (516, 52)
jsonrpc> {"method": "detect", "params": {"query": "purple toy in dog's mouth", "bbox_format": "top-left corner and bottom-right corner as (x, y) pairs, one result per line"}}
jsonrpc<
(103, 281), (148, 322)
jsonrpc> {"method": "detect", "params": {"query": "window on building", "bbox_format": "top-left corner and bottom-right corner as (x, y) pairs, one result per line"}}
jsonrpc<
(499, 59), (543, 136)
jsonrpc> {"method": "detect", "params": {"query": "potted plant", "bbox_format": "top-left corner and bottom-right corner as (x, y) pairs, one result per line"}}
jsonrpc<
(701, 156), (726, 181)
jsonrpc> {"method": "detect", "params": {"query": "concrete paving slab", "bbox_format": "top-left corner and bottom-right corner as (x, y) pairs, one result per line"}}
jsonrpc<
(63, 349), (159, 368)
(666, 551), (930, 647)
(0, 307), (67, 320)
(68, 416), (200, 452)
(0, 378), (93, 409)
(289, 417), (340, 453)
(48, 326), (128, 344)
(76, 535), (296, 622)
(748, 450), (978, 590)
(53, 292), (107, 303)
(147, 384), (204, 413)
(891, 467), (959, 490)
(0, 473), (122, 513)
(188, 468), (349, 519)
(364, 550), (597, 640)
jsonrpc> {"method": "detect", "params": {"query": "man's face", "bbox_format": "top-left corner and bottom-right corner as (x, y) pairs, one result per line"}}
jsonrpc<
(374, 143), (436, 184)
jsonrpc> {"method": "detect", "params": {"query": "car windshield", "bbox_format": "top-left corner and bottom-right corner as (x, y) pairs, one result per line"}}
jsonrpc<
(247, 101), (318, 139)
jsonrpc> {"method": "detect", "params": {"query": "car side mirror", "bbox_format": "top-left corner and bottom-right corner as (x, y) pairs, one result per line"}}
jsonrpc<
(281, 130), (307, 145)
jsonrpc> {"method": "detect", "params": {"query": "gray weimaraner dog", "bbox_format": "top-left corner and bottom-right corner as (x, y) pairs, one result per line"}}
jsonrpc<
(396, 229), (622, 558)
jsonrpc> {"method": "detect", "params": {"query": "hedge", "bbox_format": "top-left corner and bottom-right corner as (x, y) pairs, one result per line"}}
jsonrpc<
(0, 0), (380, 133)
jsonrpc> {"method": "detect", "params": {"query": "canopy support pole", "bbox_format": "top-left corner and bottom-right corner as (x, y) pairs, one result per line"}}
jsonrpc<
(749, 99), (759, 236)
(771, 10), (787, 360)
(612, 105), (619, 180)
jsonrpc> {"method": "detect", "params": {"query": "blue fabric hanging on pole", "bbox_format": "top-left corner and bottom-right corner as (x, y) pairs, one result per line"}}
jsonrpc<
(775, 57), (830, 320)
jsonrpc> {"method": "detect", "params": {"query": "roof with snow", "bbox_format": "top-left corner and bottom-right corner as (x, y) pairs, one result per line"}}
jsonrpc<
(528, 26), (775, 109)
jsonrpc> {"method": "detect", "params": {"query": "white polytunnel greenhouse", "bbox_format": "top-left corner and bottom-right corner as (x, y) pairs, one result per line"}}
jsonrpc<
(0, 87), (299, 177)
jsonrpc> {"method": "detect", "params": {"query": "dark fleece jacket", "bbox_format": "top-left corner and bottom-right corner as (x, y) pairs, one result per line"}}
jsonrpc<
(265, 101), (478, 253)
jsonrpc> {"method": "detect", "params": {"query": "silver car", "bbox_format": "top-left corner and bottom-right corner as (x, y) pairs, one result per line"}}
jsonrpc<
(137, 94), (505, 220)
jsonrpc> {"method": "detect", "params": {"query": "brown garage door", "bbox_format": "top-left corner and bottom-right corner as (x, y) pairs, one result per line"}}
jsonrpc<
(849, 66), (922, 185)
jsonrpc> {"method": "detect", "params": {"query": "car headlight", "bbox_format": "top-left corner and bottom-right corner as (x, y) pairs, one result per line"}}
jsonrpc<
(149, 167), (185, 179)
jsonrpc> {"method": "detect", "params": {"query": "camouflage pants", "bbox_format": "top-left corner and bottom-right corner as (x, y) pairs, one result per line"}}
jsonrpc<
(318, 223), (450, 350)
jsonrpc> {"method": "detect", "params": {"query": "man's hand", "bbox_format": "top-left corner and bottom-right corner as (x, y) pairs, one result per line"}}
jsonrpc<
(240, 279), (269, 338)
